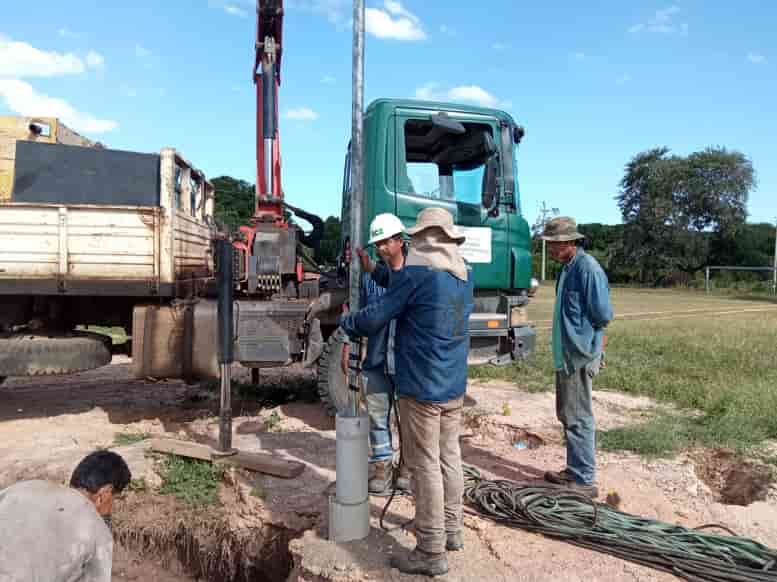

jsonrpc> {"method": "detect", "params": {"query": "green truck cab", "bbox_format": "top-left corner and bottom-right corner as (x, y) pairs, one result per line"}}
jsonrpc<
(341, 99), (537, 364)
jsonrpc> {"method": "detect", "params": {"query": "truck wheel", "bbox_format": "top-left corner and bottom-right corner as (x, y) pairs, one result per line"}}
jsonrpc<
(0, 332), (112, 377)
(316, 335), (351, 417)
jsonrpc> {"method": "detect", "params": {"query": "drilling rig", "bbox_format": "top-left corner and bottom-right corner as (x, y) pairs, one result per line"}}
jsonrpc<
(133, 0), (538, 419)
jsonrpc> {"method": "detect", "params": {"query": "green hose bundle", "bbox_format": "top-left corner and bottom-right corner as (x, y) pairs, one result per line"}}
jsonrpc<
(463, 466), (777, 582)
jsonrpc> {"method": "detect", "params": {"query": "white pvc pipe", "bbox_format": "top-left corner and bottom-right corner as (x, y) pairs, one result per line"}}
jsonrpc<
(329, 413), (370, 542)
(335, 414), (369, 503)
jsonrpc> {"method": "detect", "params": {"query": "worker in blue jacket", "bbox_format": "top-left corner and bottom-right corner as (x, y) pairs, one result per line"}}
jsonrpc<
(339, 207), (474, 577)
(541, 216), (613, 499)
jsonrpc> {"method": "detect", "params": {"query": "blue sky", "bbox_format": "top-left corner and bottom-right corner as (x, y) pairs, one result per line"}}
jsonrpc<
(1, 1), (775, 226)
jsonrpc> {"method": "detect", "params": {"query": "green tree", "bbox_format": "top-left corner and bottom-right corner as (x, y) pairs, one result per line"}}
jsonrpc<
(212, 176), (255, 234)
(318, 216), (342, 266)
(616, 147), (755, 284)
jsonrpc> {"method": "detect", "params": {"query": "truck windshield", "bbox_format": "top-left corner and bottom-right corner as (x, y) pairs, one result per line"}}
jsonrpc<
(401, 120), (495, 207)
(405, 163), (484, 206)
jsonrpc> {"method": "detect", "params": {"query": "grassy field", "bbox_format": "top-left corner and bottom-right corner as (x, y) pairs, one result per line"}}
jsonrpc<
(470, 285), (777, 457)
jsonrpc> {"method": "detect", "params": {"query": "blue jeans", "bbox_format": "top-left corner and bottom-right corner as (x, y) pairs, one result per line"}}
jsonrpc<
(555, 357), (600, 486)
(363, 368), (394, 463)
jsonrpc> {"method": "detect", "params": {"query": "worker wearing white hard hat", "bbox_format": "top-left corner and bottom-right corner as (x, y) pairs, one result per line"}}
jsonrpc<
(342, 212), (411, 495)
(367, 213), (405, 246)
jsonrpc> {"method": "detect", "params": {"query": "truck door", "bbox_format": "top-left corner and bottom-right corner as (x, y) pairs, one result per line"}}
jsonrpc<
(392, 112), (510, 289)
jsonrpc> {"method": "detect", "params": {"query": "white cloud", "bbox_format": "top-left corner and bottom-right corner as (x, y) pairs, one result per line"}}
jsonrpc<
(58, 28), (81, 40)
(135, 44), (152, 58)
(321, 73), (336, 84)
(366, 1), (426, 41)
(284, 107), (319, 121)
(492, 42), (510, 51)
(224, 3), (248, 17)
(616, 73), (632, 85)
(414, 82), (509, 109)
(0, 79), (117, 133)
(571, 51), (586, 61)
(629, 5), (687, 35)
(0, 36), (85, 77)
(448, 85), (500, 108)
(86, 51), (105, 71)
(747, 51), (767, 65)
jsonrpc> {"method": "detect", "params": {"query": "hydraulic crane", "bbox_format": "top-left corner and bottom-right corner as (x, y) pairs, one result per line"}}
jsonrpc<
(231, 0), (320, 299)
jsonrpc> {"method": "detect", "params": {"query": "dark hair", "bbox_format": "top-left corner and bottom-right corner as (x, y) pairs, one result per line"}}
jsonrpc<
(69, 450), (132, 494)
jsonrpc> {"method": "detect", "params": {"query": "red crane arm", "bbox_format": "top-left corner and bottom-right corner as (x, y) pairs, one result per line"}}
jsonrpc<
(254, 0), (284, 222)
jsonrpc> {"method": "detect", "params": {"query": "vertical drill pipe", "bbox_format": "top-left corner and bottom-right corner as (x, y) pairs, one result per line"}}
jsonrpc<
(217, 240), (234, 452)
(348, 0), (365, 418)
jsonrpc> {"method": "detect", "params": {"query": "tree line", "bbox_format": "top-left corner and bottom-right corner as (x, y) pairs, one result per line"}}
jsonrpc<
(213, 145), (772, 287)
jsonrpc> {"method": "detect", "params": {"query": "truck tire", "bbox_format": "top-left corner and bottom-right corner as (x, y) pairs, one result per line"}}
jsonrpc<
(0, 332), (112, 377)
(317, 335), (351, 417)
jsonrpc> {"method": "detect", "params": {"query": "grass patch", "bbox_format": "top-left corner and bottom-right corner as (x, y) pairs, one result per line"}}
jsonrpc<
(596, 314), (777, 453)
(472, 288), (777, 456)
(158, 455), (224, 507)
(76, 325), (128, 345)
(263, 410), (282, 432)
(598, 413), (703, 456)
(468, 337), (553, 392)
(113, 432), (150, 446)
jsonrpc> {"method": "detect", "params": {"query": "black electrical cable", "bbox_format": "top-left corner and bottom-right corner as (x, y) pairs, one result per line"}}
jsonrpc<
(379, 379), (413, 532)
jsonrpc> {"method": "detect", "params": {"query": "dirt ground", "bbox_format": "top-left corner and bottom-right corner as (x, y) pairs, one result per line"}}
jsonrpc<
(2, 358), (777, 581)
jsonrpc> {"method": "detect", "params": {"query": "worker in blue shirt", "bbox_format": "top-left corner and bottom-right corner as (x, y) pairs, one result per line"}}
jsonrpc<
(341, 213), (411, 494)
(541, 216), (613, 499)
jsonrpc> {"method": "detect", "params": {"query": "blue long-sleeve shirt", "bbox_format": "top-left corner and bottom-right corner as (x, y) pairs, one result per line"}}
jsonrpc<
(340, 265), (474, 403)
(360, 262), (393, 372)
(552, 249), (613, 374)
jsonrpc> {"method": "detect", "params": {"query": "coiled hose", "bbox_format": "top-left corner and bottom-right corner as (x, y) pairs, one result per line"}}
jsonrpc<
(463, 465), (777, 582)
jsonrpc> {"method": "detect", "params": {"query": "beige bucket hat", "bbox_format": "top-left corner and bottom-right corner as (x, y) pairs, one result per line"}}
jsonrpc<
(405, 207), (466, 245)
(541, 216), (585, 242)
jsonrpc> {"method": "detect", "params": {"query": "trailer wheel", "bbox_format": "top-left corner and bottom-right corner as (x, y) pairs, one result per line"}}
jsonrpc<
(0, 332), (112, 377)
(316, 334), (351, 417)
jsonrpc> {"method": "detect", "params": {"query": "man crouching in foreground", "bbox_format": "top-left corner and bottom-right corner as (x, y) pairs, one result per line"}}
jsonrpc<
(0, 450), (131, 582)
(340, 207), (474, 576)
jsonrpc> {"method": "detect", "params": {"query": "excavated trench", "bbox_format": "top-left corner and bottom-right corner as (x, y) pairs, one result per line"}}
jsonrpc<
(113, 489), (316, 582)
(694, 448), (774, 506)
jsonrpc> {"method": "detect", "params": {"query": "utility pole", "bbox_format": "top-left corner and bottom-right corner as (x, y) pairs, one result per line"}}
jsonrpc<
(535, 201), (559, 281)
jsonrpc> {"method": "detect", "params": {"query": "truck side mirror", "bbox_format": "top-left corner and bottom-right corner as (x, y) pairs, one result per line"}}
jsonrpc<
(513, 125), (525, 144)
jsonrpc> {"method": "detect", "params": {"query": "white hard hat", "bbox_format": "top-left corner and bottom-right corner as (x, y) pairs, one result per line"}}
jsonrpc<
(368, 213), (405, 245)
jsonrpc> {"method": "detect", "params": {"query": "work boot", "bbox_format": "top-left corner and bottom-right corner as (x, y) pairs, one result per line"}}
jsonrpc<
(446, 531), (464, 551)
(544, 468), (575, 485)
(390, 548), (449, 577)
(368, 459), (392, 494)
(395, 463), (412, 492)
(545, 469), (598, 498)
